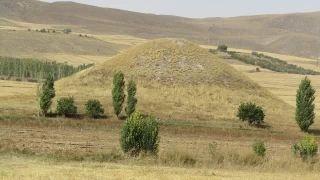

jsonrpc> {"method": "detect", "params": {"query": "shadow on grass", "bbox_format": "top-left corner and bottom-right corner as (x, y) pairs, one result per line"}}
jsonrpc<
(253, 124), (272, 130)
(307, 129), (320, 136)
(45, 113), (111, 120)
(45, 113), (84, 119)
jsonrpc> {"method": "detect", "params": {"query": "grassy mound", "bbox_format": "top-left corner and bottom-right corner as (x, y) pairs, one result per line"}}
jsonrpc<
(85, 38), (258, 88)
(56, 38), (295, 131)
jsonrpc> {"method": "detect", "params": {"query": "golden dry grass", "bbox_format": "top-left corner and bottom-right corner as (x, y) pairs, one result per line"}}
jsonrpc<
(86, 34), (147, 46)
(1, 153), (320, 180)
(229, 61), (320, 129)
(53, 38), (295, 132)
(0, 118), (319, 180)
(2, 5), (320, 178)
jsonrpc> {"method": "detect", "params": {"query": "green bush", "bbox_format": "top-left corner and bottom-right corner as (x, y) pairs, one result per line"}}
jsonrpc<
(292, 133), (318, 160)
(253, 140), (266, 157)
(237, 102), (265, 125)
(120, 111), (159, 156)
(251, 51), (260, 57)
(63, 28), (72, 34)
(56, 97), (77, 116)
(217, 45), (228, 52)
(85, 99), (104, 118)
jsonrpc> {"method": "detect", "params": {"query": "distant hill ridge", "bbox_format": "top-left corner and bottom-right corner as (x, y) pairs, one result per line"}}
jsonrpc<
(1, 0), (320, 58)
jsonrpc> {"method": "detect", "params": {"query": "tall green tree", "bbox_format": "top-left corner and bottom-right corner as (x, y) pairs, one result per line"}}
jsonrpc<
(296, 77), (315, 132)
(125, 80), (137, 117)
(112, 72), (125, 119)
(40, 74), (55, 116)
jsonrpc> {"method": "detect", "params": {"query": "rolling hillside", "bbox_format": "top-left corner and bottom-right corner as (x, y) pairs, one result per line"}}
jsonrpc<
(56, 39), (295, 131)
(1, 0), (320, 59)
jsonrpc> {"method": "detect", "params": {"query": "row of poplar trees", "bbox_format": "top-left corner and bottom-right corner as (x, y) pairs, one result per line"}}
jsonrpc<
(112, 71), (137, 119)
(0, 56), (94, 81)
(37, 71), (138, 118)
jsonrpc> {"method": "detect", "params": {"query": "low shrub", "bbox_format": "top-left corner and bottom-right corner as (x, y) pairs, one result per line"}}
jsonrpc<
(292, 133), (318, 160)
(85, 99), (104, 118)
(253, 140), (266, 157)
(120, 111), (159, 156)
(56, 97), (77, 117)
(237, 102), (265, 125)
(217, 44), (228, 52)
(63, 28), (72, 34)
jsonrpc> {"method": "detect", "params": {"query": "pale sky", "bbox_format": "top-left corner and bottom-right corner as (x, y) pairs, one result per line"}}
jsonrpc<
(40, 0), (320, 18)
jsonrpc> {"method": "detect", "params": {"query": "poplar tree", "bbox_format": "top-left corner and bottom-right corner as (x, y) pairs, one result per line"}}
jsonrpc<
(40, 74), (55, 116)
(112, 72), (125, 119)
(296, 77), (315, 132)
(125, 80), (137, 117)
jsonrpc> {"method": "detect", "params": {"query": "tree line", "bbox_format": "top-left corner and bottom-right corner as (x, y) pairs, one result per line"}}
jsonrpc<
(38, 72), (317, 159)
(0, 56), (94, 82)
(38, 72), (156, 156)
(226, 51), (320, 75)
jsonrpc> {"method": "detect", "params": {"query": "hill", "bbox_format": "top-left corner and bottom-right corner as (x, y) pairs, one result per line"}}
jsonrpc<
(56, 39), (295, 131)
(0, 29), (124, 65)
(1, 0), (320, 59)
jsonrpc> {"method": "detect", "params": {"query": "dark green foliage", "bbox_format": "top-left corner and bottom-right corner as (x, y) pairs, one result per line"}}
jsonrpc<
(237, 102), (265, 125)
(0, 56), (94, 81)
(40, 74), (55, 115)
(40, 28), (46, 33)
(63, 28), (72, 34)
(226, 52), (320, 75)
(85, 99), (104, 118)
(125, 80), (137, 117)
(253, 140), (266, 157)
(56, 97), (77, 116)
(292, 134), (318, 160)
(251, 51), (260, 57)
(112, 72), (125, 118)
(217, 45), (228, 52)
(120, 111), (159, 156)
(296, 77), (315, 132)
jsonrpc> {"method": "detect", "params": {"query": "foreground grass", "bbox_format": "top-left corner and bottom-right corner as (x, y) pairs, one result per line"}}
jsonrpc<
(0, 153), (320, 180)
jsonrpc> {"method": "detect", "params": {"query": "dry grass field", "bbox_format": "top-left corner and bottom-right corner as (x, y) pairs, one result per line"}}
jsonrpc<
(2, 3), (320, 177)
(1, 39), (319, 179)
(221, 57), (320, 130)
(1, 37), (320, 179)
(1, 153), (320, 180)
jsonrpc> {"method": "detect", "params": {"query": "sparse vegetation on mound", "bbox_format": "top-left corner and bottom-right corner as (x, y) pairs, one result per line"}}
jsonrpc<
(85, 39), (260, 88)
(56, 38), (294, 127)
